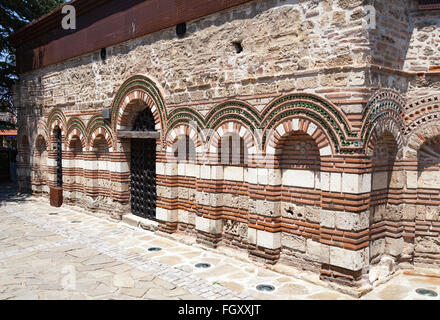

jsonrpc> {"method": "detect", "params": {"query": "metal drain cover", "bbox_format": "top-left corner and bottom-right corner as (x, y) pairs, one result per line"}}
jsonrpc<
(256, 284), (275, 292)
(49, 213), (59, 216)
(70, 221), (82, 224)
(195, 263), (211, 269)
(148, 247), (162, 252)
(416, 288), (438, 297)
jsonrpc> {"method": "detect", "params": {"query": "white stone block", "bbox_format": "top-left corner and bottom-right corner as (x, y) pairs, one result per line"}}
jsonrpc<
(267, 169), (282, 185)
(111, 162), (129, 173)
(178, 163), (186, 176)
(248, 228), (257, 245)
(186, 164), (199, 178)
(178, 210), (190, 224)
(156, 162), (165, 175)
(195, 216), (222, 234)
(257, 168), (268, 185)
(329, 246), (369, 271)
(342, 173), (370, 194)
(319, 172), (330, 191)
(406, 171), (417, 189)
(165, 163), (178, 176)
(224, 166), (244, 181)
(292, 118), (299, 131)
(307, 122), (317, 136)
(211, 166), (223, 180)
(47, 159), (56, 167)
(418, 170), (440, 189)
(319, 145), (332, 156)
(276, 124), (285, 137)
(256, 230), (281, 249)
(247, 168), (258, 184)
(156, 208), (177, 222)
(320, 210), (335, 228)
(330, 172), (341, 192)
(98, 160), (108, 171)
(200, 165), (211, 179)
(306, 239), (330, 264)
(282, 169), (315, 188)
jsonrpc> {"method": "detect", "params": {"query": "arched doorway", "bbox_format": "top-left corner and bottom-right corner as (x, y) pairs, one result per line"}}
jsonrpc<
(130, 107), (157, 220)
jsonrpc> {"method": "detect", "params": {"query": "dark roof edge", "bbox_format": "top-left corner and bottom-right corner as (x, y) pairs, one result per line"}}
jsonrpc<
(9, 0), (110, 47)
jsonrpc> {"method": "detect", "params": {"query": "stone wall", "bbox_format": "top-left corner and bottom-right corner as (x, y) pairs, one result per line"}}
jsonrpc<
(14, 0), (440, 289)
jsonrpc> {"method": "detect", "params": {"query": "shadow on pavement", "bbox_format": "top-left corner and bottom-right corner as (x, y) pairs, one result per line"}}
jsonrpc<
(0, 181), (31, 206)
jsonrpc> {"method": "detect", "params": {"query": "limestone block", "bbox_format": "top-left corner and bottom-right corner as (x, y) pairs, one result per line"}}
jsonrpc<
(247, 168), (257, 184)
(248, 227), (257, 245)
(335, 210), (369, 231)
(319, 172), (330, 191)
(200, 165), (211, 180)
(406, 171), (417, 189)
(418, 171), (440, 189)
(372, 171), (388, 191)
(224, 166), (244, 181)
(281, 232), (306, 253)
(211, 166), (224, 180)
(320, 210), (336, 228)
(156, 162), (165, 175)
(156, 208), (178, 222)
(385, 237), (404, 257)
(319, 146), (332, 157)
(368, 256), (395, 283)
(256, 230), (280, 250)
(177, 163), (186, 176)
(178, 210), (190, 224)
(186, 164), (199, 178)
(329, 246), (369, 271)
(257, 168), (268, 185)
(402, 204), (416, 220)
(210, 192), (223, 207)
(252, 199), (280, 217)
(267, 169), (281, 185)
(342, 173), (371, 194)
(47, 158), (56, 167)
(370, 238), (385, 260)
(195, 216), (222, 234)
(282, 169), (315, 188)
(330, 172), (341, 192)
(389, 170), (404, 189)
(306, 239), (330, 264)
(165, 163), (178, 176)
(415, 236), (440, 254)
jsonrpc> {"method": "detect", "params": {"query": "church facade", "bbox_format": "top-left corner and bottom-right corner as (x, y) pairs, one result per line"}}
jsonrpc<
(11, 0), (440, 288)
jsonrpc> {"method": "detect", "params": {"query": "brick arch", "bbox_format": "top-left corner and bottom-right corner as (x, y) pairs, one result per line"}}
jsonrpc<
(361, 89), (406, 151)
(86, 115), (114, 152)
(47, 108), (67, 137)
(366, 118), (404, 158)
(89, 127), (114, 152)
(208, 120), (258, 160)
(65, 117), (87, 150)
(403, 94), (440, 137)
(266, 116), (333, 157)
(165, 123), (203, 155)
(35, 120), (49, 144)
(261, 93), (353, 153)
(406, 120), (440, 158)
(111, 74), (167, 138)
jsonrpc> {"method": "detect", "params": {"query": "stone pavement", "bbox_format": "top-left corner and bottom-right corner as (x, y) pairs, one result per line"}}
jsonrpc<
(0, 183), (439, 300)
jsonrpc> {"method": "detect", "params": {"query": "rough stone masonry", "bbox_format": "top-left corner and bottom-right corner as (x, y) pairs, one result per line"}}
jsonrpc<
(10, 0), (440, 288)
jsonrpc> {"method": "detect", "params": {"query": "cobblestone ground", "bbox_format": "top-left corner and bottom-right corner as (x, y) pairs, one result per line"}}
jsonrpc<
(0, 183), (439, 300)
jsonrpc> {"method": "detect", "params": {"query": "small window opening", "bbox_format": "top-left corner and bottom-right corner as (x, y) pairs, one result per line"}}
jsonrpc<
(100, 48), (107, 61)
(176, 22), (187, 38)
(232, 41), (243, 54)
